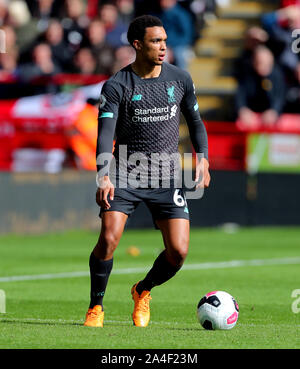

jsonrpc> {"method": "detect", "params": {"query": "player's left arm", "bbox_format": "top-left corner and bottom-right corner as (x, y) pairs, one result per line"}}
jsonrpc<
(180, 73), (210, 188)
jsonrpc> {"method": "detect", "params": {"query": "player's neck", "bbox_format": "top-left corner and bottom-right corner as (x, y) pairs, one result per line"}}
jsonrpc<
(131, 60), (162, 79)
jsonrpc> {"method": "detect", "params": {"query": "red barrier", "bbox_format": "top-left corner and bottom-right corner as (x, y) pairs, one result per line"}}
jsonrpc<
(0, 91), (299, 173)
(29, 73), (108, 86)
(236, 113), (300, 134)
(205, 121), (247, 171)
(0, 92), (85, 170)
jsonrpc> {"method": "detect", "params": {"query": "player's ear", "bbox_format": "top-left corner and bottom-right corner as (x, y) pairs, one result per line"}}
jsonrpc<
(133, 39), (142, 51)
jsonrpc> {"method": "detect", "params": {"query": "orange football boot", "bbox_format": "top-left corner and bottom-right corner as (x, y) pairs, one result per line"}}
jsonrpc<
(131, 282), (152, 327)
(83, 305), (104, 327)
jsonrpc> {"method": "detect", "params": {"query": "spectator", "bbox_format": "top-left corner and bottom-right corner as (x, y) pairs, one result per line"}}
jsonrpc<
(0, 47), (19, 80)
(73, 47), (99, 75)
(68, 100), (98, 170)
(24, 0), (62, 19)
(234, 26), (269, 80)
(285, 62), (300, 113)
(18, 42), (61, 93)
(261, 5), (300, 79)
(62, 0), (89, 54)
(30, 0), (57, 32)
(0, 24), (20, 98)
(44, 19), (73, 71)
(7, 0), (38, 55)
(112, 44), (136, 73)
(0, 24), (17, 53)
(236, 45), (286, 128)
(189, 0), (217, 37)
(0, 45), (20, 98)
(99, 1), (128, 48)
(85, 18), (115, 76)
(117, 0), (135, 26)
(0, 0), (8, 26)
(153, 0), (195, 70)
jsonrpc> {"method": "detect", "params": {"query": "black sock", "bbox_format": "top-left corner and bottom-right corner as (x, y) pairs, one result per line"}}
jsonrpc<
(89, 252), (113, 309)
(136, 251), (182, 294)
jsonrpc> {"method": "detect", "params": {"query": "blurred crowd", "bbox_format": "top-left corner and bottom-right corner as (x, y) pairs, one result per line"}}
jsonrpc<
(0, 0), (216, 98)
(235, 0), (300, 127)
(0, 0), (220, 171)
(1, 0), (299, 125)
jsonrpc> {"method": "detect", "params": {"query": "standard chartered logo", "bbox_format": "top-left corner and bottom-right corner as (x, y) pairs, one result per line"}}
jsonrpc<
(132, 105), (177, 123)
(170, 105), (177, 118)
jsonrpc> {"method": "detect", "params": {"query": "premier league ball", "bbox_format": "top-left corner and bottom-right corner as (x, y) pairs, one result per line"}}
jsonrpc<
(197, 291), (239, 330)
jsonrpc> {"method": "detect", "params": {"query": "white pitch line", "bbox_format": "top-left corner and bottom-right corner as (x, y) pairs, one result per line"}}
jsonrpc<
(0, 257), (300, 283)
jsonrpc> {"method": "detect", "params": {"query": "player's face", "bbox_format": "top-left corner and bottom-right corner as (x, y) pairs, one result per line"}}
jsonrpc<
(139, 26), (167, 65)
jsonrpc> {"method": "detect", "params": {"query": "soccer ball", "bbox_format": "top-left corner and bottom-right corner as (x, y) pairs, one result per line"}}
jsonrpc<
(197, 290), (239, 330)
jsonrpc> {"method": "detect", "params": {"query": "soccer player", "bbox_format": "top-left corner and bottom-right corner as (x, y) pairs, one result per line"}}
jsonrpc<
(84, 15), (210, 328)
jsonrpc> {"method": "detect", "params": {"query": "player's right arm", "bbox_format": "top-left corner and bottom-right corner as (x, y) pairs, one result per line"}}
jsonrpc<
(96, 80), (122, 209)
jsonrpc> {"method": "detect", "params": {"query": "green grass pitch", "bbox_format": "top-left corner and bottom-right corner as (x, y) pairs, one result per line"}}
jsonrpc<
(0, 226), (299, 349)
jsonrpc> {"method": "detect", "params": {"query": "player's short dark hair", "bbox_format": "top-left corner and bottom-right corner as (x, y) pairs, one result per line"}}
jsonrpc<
(127, 15), (163, 47)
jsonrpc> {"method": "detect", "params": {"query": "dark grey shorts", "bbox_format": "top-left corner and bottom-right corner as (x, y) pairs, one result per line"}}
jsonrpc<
(99, 187), (190, 223)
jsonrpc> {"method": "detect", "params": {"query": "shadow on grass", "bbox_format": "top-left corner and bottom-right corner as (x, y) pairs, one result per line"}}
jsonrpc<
(0, 318), (81, 327)
(0, 318), (204, 331)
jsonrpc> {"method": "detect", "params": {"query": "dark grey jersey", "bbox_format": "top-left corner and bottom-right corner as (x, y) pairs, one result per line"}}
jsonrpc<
(96, 62), (208, 186)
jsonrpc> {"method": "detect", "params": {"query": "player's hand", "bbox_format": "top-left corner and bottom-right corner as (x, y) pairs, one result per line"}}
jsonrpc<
(96, 176), (114, 209)
(195, 157), (210, 189)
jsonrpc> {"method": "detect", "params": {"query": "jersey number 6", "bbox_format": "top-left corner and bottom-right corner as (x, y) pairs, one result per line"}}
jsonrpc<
(173, 189), (186, 207)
